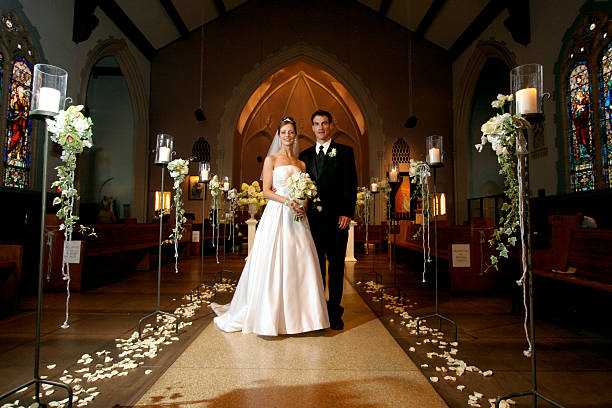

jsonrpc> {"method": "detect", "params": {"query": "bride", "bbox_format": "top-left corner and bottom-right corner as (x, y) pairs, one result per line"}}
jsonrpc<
(211, 117), (329, 335)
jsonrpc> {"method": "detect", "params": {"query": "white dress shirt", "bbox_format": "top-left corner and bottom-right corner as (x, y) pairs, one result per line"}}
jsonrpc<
(316, 140), (332, 155)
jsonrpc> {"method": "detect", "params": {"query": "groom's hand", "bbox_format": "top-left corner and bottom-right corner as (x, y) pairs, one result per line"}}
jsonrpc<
(338, 216), (351, 229)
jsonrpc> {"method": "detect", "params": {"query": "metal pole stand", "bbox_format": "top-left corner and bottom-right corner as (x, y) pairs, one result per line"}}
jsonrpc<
(190, 181), (216, 302)
(0, 117), (73, 407)
(380, 180), (403, 303)
(415, 165), (457, 342)
(215, 200), (235, 282)
(138, 164), (180, 340)
(370, 191), (382, 284)
(495, 114), (565, 408)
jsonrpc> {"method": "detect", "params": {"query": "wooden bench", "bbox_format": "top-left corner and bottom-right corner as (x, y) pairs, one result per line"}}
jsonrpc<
(533, 219), (612, 292)
(0, 244), (23, 315)
(44, 218), (192, 291)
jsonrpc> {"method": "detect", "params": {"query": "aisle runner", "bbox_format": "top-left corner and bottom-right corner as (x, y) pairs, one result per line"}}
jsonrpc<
(136, 280), (448, 408)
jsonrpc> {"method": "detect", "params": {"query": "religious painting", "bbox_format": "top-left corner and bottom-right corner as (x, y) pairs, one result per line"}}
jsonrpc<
(599, 43), (612, 188)
(567, 62), (595, 191)
(394, 176), (411, 219)
(3, 57), (33, 189)
(188, 175), (204, 200)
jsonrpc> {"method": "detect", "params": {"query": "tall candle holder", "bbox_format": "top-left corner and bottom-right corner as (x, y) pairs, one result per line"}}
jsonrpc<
(369, 177), (382, 284)
(380, 172), (402, 303)
(190, 161), (216, 302)
(215, 176), (234, 282)
(0, 64), (73, 408)
(496, 72), (563, 407)
(416, 135), (457, 342)
(138, 134), (180, 340)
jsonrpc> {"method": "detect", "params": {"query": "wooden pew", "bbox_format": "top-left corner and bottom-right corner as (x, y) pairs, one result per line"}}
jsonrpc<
(0, 245), (23, 315)
(45, 219), (192, 291)
(533, 219), (612, 292)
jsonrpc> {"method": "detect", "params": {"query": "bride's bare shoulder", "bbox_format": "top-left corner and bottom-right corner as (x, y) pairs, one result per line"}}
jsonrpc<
(298, 160), (306, 172)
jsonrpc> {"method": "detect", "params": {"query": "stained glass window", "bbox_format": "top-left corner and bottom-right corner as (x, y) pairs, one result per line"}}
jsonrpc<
(567, 62), (595, 191)
(1, 13), (18, 32)
(4, 57), (32, 188)
(599, 44), (612, 188)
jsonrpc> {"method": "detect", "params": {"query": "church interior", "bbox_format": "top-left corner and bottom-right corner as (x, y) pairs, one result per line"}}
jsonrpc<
(0, 0), (611, 407)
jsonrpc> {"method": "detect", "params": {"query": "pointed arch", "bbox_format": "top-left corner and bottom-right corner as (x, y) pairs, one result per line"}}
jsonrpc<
(79, 38), (149, 221)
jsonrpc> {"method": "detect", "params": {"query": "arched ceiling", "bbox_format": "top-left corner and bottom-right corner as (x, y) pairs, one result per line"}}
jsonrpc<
(86, 0), (523, 61)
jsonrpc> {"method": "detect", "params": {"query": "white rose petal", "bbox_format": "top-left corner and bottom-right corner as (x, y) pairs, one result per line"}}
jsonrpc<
(429, 376), (439, 383)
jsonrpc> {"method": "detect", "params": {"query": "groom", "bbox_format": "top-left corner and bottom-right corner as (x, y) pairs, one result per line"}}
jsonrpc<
(300, 109), (357, 330)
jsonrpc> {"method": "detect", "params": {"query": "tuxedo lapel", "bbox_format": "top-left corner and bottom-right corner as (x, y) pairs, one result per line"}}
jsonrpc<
(317, 141), (336, 179)
(306, 147), (318, 179)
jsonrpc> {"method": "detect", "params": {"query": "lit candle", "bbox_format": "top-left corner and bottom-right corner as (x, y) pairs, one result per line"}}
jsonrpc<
(371, 182), (378, 192)
(158, 146), (171, 163)
(429, 147), (441, 164)
(200, 169), (209, 182)
(223, 181), (230, 191)
(38, 87), (61, 113)
(516, 88), (538, 114)
(389, 168), (399, 182)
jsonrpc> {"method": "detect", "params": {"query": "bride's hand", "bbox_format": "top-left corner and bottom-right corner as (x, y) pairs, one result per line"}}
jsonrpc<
(289, 201), (306, 218)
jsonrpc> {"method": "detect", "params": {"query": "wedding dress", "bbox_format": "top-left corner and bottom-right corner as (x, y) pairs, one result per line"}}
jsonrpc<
(211, 165), (329, 335)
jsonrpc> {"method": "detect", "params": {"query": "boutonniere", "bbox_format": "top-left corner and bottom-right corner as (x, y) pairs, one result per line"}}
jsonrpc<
(328, 148), (337, 157)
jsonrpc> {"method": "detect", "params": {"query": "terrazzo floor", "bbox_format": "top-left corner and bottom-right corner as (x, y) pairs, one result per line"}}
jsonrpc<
(135, 278), (448, 408)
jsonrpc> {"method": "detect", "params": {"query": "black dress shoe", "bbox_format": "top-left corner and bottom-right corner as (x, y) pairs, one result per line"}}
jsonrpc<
(330, 318), (344, 330)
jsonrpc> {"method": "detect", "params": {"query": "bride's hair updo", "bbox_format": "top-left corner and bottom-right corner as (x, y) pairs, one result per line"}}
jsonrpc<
(278, 116), (297, 134)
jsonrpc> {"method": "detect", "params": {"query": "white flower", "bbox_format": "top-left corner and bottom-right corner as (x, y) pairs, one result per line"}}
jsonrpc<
(328, 148), (337, 157)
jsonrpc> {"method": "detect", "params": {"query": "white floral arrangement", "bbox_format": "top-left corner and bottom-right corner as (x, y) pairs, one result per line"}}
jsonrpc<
(475, 94), (530, 270)
(226, 187), (238, 211)
(328, 148), (337, 157)
(46, 104), (95, 329)
(285, 171), (321, 221)
(47, 105), (95, 236)
(164, 158), (189, 273)
(408, 158), (432, 282)
(355, 186), (371, 224)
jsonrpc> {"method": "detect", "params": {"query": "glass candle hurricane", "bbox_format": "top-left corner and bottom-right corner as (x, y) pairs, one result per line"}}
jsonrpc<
(426, 135), (443, 166)
(155, 134), (173, 164)
(30, 64), (68, 117)
(511, 64), (543, 115)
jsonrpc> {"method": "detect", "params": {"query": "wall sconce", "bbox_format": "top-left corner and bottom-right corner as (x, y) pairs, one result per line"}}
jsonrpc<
(154, 191), (171, 214)
(433, 192), (446, 216)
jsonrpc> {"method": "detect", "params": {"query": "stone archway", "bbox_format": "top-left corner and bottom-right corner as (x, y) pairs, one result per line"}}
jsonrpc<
(79, 38), (149, 222)
(453, 41), (515, 224)
(218, 42), (383, 185)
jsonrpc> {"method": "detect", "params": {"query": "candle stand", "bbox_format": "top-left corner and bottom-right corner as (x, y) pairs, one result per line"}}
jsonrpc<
(215, 203), (235, 282)
(0, 65), (74, 408)
(495, 110), (564, 408)
(380, 179), (403, 303)
(369, 190), (382, 284)
(415, 164), (457, 342)
(138, 139), (180, 340)
(190, 180), (216, 302)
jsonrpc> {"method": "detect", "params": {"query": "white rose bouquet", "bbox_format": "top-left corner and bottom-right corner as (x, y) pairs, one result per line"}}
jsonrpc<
(285, 171), (321, 221)
(165, 158), (189, 273)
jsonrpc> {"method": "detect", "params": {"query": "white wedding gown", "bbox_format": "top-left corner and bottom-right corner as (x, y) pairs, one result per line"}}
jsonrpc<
(211, 165), (329, 335)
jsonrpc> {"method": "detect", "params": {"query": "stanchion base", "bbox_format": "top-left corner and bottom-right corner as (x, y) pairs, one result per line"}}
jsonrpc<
(215, 269), (235, 282)
(137, 310), (180, 340)
(190, 282), (217, 303)
(415, 312), (458, 342)
(0, 378), (73, 408)
(496, 390), (565, 408)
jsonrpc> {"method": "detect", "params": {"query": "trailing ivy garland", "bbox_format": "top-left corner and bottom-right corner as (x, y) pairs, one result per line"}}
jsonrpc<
(164, 158), (189, 273)
(475, 94), (530, 271)
(46, 104), (95, 328)
(408, 159), (431, 282)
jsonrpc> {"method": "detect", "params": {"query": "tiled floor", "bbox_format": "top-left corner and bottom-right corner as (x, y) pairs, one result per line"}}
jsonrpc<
(0, 246), (610, 407)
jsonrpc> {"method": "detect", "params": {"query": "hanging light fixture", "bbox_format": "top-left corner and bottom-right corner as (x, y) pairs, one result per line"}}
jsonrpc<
(194, 7), (206, 122)
(404, 34), (417, 128)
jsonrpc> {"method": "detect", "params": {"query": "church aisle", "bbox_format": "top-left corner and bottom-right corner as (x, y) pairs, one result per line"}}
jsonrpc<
(135, 278), (448, 408)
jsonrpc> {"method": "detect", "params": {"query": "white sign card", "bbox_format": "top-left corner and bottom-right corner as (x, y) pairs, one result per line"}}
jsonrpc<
(63, 240), (82, 264)
(452, 244), (470, 268)
(192, 230), (200, 243)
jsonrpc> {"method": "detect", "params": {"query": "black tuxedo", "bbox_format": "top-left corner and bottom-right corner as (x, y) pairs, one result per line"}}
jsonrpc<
(299, 141), (357, 323)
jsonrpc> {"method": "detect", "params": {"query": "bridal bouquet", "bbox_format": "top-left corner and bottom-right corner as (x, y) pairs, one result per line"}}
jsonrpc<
(285, 171), (321, 221)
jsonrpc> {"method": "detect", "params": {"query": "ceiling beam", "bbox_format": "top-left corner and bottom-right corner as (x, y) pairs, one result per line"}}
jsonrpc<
(416, 0), (446, 37)
(378, 0), (392, 17)
(448, 0), (507, 61)
(214, 0), (227, 18)
(97, 0), (156, 61)
(160, 0), (189, 39)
